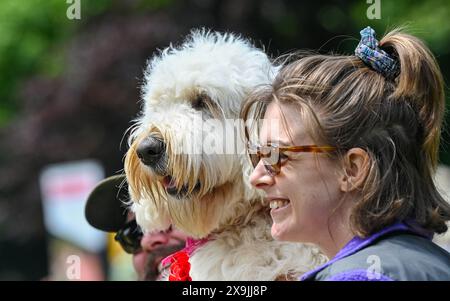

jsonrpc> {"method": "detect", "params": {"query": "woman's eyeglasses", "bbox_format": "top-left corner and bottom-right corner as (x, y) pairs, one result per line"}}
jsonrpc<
(114, 219), (143, 254)
(247, 141), (337, 176)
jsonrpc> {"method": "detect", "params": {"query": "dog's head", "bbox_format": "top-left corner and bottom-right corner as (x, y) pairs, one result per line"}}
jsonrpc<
(125, 30), (275, 238)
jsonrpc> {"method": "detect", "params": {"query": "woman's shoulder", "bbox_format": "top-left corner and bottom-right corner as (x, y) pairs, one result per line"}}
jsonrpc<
(316, 233), (450, 281)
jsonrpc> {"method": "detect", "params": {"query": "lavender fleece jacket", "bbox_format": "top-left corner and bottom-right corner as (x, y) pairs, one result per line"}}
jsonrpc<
(300, 221), (450, 281)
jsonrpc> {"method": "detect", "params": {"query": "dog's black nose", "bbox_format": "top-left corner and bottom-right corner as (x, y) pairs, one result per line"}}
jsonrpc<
(136, 137), (165, 166)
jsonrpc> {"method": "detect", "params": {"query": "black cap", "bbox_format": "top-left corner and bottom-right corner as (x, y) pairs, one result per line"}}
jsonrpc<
(85, 175), (129, 232)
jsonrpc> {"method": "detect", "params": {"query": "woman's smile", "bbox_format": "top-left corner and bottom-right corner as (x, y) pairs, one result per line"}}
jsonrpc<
(268, 198), (291, 221)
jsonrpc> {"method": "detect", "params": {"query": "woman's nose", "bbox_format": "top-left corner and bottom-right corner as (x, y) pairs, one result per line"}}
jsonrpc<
(140, 232), (170, 252)
(249, 161), (275, 189)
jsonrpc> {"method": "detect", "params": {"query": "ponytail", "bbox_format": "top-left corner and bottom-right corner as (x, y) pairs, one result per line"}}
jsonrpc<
(380, 29), (445, 170)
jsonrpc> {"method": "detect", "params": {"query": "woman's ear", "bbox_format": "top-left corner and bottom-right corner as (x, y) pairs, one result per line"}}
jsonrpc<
(339, 148), (370, 192)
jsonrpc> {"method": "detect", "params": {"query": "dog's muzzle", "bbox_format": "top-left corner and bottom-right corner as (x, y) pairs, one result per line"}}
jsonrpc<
(135, 135), (201, 198)
(136, 136), (166, 167)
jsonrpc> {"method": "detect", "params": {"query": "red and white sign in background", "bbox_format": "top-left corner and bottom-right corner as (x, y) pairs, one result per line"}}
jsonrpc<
(39, 160), (106, 252)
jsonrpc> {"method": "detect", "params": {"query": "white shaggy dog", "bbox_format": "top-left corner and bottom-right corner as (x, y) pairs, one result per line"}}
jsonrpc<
(124, 30), (326, 280)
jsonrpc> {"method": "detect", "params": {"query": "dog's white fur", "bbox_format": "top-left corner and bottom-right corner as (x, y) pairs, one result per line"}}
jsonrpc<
(125, 30), (326, 280)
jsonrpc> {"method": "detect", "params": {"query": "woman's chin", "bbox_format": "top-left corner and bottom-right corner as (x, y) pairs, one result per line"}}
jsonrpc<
(271, 222), (287, 240)
(271, 221), (301, 242)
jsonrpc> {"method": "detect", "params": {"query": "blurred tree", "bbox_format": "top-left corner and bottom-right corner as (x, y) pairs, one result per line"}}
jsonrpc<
(0, 0), (71, 126)
(0, 0), (115, 127)
(351, 0), (450, 53)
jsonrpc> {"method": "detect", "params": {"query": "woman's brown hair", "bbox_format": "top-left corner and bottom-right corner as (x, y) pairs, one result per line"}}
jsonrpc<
(241, 28), (450, 236)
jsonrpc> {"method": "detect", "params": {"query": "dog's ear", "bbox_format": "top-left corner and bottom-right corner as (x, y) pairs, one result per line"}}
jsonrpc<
(190, 92), (223, 119)
(191, 93), (207, 110)
(191, 92), (215, 112)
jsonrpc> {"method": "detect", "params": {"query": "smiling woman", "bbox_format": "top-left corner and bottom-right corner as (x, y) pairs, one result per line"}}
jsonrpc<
(247, 101), (347, 249)
(241, 26), (450, 281)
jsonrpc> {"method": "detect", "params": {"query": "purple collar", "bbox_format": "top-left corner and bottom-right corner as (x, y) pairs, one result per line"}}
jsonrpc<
(300, 220), (433, 281)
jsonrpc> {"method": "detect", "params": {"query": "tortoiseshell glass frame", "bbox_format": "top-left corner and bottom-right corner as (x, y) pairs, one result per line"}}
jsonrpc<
(247, 142), (337, 176)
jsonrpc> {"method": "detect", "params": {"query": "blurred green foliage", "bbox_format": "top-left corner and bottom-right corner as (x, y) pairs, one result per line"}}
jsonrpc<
(0, 0), (175, 127)
(0, 0), (71, 125)
(351, 0), (450, 54)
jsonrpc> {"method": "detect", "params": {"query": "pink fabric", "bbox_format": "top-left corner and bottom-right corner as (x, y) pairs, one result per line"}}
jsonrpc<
(161, 236), (210, 267)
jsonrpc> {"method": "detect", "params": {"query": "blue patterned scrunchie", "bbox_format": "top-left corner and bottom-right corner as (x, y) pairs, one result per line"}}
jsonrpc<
(355, 26), (399, 79)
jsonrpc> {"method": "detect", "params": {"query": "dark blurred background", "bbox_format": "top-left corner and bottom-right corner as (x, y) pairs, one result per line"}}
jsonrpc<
(0, 0), (449, 280)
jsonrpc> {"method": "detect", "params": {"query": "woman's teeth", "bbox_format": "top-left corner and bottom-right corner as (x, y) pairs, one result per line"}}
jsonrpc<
(269, 199), (290, 209)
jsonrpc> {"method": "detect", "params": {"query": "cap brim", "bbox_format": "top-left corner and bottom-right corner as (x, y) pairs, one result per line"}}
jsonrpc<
(85, 174), (129, 232)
